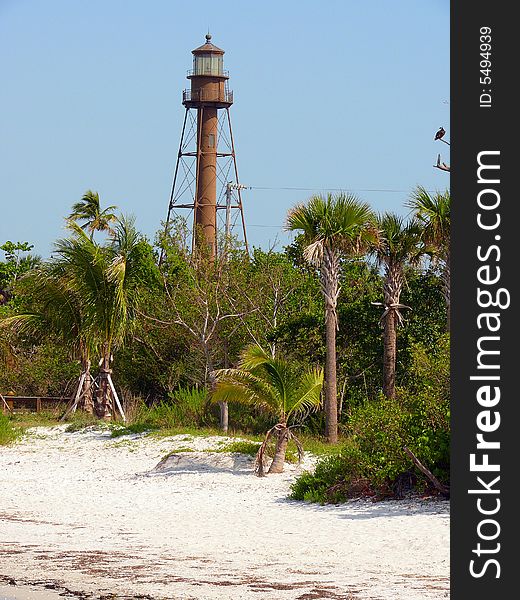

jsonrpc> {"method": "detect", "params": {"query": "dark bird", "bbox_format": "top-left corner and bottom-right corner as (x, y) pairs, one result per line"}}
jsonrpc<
(434, 127), (446, 141)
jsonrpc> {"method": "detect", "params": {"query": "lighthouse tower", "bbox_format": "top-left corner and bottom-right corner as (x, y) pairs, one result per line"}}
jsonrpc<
(164, 34), (248, 258)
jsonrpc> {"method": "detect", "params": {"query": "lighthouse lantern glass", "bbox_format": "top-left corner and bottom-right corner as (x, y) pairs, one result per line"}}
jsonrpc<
(193, 53), (223, 76)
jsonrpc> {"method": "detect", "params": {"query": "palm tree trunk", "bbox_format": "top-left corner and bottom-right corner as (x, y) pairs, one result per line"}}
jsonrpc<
(382, 310), (397, 399)
(324, 314), (338, 443)
(321, 248), (340, 444)
(95, 353), (112, 420)
(382, 264), (403, 400)
(268, 426), (289, 473)
(81, 358), (94, 414)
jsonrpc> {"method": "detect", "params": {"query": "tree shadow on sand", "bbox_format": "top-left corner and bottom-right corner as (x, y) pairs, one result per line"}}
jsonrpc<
(277, 497), (450, 520)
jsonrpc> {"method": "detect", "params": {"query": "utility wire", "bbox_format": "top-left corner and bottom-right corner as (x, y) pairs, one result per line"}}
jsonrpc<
(249, 186), (440, 194)
(244, 185), (443, 228)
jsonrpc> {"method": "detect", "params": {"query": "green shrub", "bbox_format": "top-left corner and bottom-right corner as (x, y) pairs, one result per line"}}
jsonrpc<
(110, 422), (158, 437)
(0, 341), (79, 397)
(290, 445), (372, 503)
(0, 413), (22, 445)
(65, 412), (103, 432)
(116, 386), (212, 432)
(216, 440), (261, 456)
(291, 337), (450, 503)
(347, 394), (414, 486)
(167, 386), (211, 426)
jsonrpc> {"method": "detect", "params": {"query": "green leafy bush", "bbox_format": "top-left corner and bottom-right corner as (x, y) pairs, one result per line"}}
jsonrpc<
(110, 422), (158, 437)
(118, 387), (212, 432)
(65, 412), (104, 432)
(290, 445), (372, 503)
(291, 336), (450, 503)
(159, 386), (211, 428)
(0, 413), (22, 445)
(216, 440), (261, 455)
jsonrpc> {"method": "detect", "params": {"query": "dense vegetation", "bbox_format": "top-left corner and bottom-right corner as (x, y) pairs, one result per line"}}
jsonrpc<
(0, 188), (450, 500)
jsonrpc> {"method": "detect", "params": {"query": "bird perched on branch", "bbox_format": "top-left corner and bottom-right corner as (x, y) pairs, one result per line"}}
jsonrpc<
(434, 127), (446, 141)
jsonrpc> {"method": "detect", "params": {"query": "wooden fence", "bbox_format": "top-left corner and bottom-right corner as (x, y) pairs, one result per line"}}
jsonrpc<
(1, 395), (71, 414)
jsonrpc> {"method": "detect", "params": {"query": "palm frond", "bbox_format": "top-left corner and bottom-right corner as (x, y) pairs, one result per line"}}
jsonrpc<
(211, 345), (324, 426)
(212, 369), (281, 414)
(373, 212), (425, 267)
(286, 193), (379, 266)
(68, 190), (118, 235)
(286, 367), (323, 420)
(408, 186), (450, 250)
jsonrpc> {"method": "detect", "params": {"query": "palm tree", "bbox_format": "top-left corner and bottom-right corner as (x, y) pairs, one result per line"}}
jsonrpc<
(69, 190), (117, 239)
(372, 214), (424, 399)
(0, 265), (95, 413)
(286, 193), (379, 443)
(408, 187), (451, 329)
(55, 216), (155, 418)
(212, 345), (323, 475)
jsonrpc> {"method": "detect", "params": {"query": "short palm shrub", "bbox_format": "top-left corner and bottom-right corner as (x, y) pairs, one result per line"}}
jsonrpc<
(213, 345), (323, 475)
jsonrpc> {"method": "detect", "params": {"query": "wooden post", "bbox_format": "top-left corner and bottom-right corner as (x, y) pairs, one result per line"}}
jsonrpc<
(1, 392), (13, 414)
(107, 374), (126, 422)
(60, 372), (86, 421)
(36, 397), (42, 412)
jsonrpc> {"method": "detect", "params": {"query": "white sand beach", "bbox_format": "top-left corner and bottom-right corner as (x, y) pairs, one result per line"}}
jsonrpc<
(0, 426), (449, 599)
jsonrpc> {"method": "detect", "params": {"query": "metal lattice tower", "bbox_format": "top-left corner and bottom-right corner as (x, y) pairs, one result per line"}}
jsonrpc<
(163, 34), (248, 257)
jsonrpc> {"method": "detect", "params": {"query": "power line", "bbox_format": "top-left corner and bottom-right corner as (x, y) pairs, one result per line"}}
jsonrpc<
(241, 184), (448, 230)
(249, 186), (441, 194)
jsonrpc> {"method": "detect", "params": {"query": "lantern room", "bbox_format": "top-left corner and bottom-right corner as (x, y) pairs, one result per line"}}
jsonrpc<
(190, 34), (227, 77)
(184, 34), (233, 108)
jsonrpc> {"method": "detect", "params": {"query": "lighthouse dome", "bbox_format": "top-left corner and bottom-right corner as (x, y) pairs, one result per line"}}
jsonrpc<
(191, 34), (225, 76)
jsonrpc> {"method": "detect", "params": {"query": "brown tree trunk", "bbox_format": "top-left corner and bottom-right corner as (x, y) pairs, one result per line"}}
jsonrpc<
(268, 426), (289, 473)
(322, 249), (340, 444)
(382, 309), (397, 399)
(95, 354), (112, 420)
(82, 359), (94, 414)
(324, 314), (338, 443)
(381, 264), (403, 400)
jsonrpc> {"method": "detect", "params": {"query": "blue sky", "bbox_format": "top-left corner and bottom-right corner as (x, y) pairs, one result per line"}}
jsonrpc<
(1, 0), (449, 257)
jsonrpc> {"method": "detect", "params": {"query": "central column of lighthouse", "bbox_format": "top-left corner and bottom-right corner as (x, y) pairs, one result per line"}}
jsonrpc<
(195, 105), (218, 255)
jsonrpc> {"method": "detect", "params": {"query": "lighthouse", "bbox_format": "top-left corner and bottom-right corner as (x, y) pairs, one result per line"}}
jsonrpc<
(164, 34), (248, 258)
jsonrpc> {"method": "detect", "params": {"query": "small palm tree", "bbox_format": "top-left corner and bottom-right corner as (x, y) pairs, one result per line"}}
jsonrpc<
(372, 213), (425, 399)
(408, 187), (450, 329)
(286, 193), (379, 443)
(69, 190), (117, 239)
(212, 345), (323, 475)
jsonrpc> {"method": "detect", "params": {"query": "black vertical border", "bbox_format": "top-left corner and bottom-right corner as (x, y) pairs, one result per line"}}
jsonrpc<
(451, 2), (516, 597)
